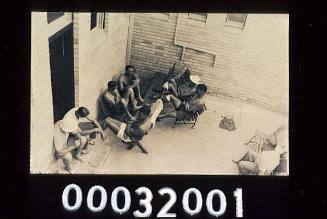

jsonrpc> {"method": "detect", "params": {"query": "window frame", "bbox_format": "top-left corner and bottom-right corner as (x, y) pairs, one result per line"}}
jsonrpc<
(225, 13), (247, 29)
(47, 12), (65, 24)
(187, 13), (207, 22)
(90, 12), (106, 31)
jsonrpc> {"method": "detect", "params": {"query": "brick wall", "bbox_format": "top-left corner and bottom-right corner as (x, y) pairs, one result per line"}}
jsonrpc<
(129, 13), (289, 115)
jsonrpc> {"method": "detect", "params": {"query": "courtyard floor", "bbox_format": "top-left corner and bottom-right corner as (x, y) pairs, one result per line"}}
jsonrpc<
(62, 94), (288, 175)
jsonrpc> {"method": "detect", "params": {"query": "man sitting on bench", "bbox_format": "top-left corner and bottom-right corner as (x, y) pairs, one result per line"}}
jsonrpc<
(103, 81), (143, 121)
(151, 69), (201, 100)
(157, 84), (207, 122)
(103, 99), (163, 154)
(118, 65), (145, 103)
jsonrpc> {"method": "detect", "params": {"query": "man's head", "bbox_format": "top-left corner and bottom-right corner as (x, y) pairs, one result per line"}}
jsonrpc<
(125, 65), (136, 78)
(76, 107), (90, 118)
(107, 81), (118, 92)
(196, 84), (208, 97)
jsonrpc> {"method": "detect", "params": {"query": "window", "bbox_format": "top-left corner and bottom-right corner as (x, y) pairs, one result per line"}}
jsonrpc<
(188, 13), (207, 22)
(47, 12), (64, 23)
(225, 13), (247, 28)
(90, 12), (106, 30)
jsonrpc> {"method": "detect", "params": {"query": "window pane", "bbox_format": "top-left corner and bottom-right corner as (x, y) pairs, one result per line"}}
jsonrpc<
(227, 14), (246, 23)
(47, 12), (64, 23)
(188, 13), (207, 21)
(90, 12), (97, 30)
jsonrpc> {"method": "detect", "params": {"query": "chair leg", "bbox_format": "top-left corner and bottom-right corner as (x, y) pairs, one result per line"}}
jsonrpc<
(191, 118), (197, 128)
(137, 142), (148, 154)
(172, 119), (177, 128)
(244, 135), (255, 145)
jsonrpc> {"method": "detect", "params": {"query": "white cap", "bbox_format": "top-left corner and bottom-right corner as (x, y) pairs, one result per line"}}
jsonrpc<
(190, 75), (201, 85)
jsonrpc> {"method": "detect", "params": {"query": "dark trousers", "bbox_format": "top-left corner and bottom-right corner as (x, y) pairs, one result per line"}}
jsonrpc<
(78, 122), (97, 139)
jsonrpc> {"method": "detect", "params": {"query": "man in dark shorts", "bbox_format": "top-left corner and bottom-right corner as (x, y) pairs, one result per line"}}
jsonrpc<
(103, 99), (163, 153)
(118, 65), (145, 103)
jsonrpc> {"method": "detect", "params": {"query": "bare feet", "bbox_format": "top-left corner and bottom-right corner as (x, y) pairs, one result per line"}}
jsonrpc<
(135, 105), (143, 110)
(75, 155), (85, 162)
(100, 133), (105, 141)
(81, 149), (89, 155)
(139, 97), (145, 103)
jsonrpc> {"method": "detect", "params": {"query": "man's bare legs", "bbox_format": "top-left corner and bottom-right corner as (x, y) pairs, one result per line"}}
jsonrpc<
(233, 150), (260, 175)
(104, 117), (123, 135)
(134, 84), (145, 103)
(124, 88), (143, 111)
(157, 94), (181, 119)
(75, 136), (88, 161)
(62, 153), (73, 173)
(168, 79), (179, 97)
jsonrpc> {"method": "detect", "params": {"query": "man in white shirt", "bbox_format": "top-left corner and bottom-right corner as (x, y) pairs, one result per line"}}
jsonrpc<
(233, 143), (287, 175)
(54, 107), (103, 173)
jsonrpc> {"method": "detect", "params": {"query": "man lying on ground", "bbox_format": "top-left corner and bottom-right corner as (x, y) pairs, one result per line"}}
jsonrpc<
(232, 143), (287, 175)
(103, 99), (163, 153)
(54, 107), (104, 173)
(103, 81), (143, 121)
(157, 84), (207, 122)
(118, 65), (145, 103)
(151, 69), (201, 100)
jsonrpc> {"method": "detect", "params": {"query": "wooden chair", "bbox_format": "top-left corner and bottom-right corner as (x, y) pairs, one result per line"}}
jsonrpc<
(244, 125), (288, 175)
(244, 130), (272, 153)
(172, 103), (207, 128)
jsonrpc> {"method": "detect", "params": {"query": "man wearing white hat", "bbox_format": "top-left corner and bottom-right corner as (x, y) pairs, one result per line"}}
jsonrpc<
(152, 71), (201, 99)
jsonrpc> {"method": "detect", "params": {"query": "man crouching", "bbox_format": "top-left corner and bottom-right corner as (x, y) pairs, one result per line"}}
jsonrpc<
(53, 107), (103, 173)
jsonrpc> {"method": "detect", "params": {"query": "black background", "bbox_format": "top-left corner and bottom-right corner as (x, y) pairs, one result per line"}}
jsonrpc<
(1, 0), (327, 218)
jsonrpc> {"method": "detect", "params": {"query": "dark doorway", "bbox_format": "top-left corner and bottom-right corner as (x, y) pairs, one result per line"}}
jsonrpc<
(49, 23), (75, 123)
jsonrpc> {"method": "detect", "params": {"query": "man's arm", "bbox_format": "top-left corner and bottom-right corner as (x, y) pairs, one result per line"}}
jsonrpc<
(121, 98), (136, 121)
(86, 116), (102, 130)
(118, 75), (125, 91)
(55, 145), (79, 157)
(84, 117), (104, 138)
(103, 92), (116, 105)
(128, 77), (140, 89)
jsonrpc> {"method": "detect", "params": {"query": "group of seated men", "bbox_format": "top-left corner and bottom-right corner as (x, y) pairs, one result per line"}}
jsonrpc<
(54, 64), (208, 173)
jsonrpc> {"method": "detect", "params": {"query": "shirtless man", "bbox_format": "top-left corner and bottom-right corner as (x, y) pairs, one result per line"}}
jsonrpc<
(103, 81), (142, 121)
(103, 99), (163, 154)
(53, 107), (103, 173)
(118, 65), (145, 103)
(158, 84), (207, 121)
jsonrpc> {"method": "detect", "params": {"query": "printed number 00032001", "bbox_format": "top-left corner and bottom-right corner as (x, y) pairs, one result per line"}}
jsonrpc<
(62, 184), (243, 218)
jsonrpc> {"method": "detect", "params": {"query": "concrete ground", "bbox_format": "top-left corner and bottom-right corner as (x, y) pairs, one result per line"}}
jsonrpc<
(63, 94), (288, 175)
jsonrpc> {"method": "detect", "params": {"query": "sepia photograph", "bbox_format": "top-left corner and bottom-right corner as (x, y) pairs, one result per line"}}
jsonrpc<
(30, 12), (289, 175)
